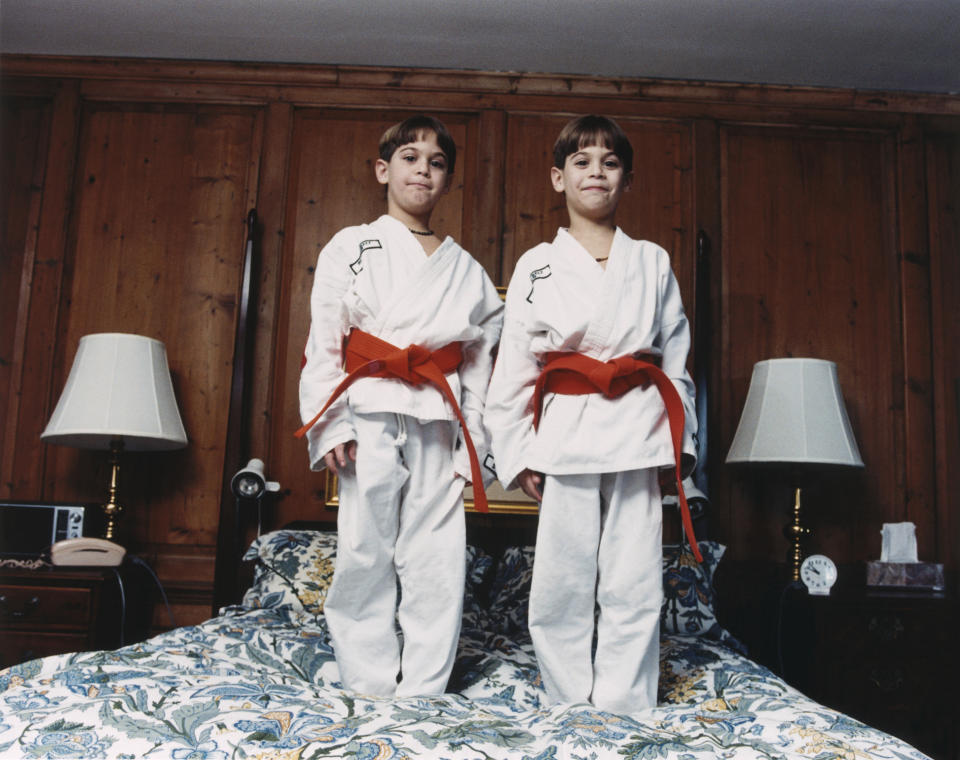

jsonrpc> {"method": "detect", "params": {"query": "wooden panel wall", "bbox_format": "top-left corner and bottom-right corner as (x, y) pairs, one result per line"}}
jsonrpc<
(1, 56), (958, 625)
(46, 102), (263, 601)
(1, 95), (52, 487)
(927, 130), (960, 575)
(717, 125), (904, 560)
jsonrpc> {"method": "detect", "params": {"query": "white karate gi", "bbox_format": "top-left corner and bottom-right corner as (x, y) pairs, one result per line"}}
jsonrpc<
(300, 214), (503, 697)
(485, 227), (696, 713)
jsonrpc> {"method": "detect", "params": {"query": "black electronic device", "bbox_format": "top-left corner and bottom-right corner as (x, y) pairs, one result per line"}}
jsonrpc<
(0, 501), (90, 558)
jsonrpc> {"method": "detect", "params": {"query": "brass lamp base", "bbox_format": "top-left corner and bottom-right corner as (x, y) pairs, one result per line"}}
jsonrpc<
(784, 486), (810, 582)
(101, 439), (125, 540)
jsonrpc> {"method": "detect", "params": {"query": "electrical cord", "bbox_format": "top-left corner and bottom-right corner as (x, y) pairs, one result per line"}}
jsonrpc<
(109, 566), (127, 646)
(776, 579), (803, 677)
(130, 555), (176, 629)
(107, 556), (177, 648)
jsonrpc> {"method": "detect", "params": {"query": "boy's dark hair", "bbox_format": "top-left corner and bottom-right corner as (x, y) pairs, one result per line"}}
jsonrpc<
(379, 115), (457, 175)
(553, 115), (633, 174)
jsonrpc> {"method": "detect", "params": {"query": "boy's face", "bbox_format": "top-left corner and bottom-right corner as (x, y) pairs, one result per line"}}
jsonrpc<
(375, 130), (452, 219)
(550, 143), (632, 223)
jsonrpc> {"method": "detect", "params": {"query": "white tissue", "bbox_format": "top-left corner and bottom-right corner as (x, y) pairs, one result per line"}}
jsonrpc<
(880, 522), (918, 563)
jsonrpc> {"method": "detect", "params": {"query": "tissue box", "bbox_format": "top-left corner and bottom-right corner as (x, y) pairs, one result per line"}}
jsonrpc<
(866, 561), (945, 590)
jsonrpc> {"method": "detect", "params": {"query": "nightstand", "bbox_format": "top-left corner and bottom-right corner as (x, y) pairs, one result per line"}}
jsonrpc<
(0, 562), (152, 668)
(779, 569), (958, 760)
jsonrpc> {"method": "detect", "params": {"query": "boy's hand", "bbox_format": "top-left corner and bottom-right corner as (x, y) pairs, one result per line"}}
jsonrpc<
(324, 441), (357, 474)
(658, 467), (677, 495)
(659, 454), (696, 494)
(517, 468), (544, 502)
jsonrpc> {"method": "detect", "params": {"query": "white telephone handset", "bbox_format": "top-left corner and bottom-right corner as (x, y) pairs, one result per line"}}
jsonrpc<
(51, 537), (126, 567)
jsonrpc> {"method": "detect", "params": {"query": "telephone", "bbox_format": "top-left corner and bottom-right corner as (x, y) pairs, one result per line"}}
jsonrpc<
(51, 537), (126, 567)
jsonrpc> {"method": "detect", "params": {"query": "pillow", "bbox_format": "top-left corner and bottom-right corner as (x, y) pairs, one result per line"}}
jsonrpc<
(462, 544), (495, 630)
(480, 540), (744, 652)
(243, 530), (492, 623)
(661, 541), (745, 652)
(242, 529), (337, 615)
(241, 529), (744, 653)
(486, 545), (536, 637)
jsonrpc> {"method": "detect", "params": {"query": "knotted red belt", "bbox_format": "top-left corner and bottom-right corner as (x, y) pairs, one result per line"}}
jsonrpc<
(295, 329), (488, 512)
(533, 351), (701, 562)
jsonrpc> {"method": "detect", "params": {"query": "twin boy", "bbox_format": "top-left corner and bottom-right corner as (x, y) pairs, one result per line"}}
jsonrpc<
(298, 114), (698, 713)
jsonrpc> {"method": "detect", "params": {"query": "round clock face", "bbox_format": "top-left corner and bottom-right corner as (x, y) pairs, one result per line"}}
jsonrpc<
(800, 554), (838, 595)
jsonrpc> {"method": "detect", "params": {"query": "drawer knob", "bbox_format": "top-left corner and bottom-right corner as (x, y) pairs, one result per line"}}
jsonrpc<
(867, 614), (904, 642)
(0, 594), (40, 619)
(869, 665), (905, 692)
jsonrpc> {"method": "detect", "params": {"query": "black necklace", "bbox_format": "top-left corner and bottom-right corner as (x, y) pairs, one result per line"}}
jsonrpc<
(408, 227), (434, 236)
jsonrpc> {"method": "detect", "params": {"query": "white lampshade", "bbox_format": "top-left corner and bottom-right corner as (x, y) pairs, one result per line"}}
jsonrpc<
(41, 333), (187, 451)
(726, 358), (863, 468)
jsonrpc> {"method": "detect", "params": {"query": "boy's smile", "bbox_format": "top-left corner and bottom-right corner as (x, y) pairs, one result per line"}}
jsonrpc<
(551, 144), (632, 225)
(375, 131), (452, 226)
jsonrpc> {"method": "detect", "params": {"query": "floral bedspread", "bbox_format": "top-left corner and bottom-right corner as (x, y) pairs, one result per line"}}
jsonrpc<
(0, 604), (930, 759)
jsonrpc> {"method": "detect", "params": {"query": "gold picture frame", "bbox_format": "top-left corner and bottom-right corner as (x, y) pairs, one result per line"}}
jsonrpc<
(323, 470), (539, 514)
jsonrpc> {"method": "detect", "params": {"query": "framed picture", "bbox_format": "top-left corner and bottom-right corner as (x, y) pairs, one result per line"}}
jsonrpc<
(323, 470), (538, 514)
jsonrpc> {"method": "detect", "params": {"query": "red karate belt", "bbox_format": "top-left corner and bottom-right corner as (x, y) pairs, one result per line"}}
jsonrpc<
(532, 351), (702, 562)
(295, 329), (489, 512)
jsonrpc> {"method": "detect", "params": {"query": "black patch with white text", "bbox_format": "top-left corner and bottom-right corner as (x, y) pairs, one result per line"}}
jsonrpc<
(350, 238), (383, 274)
(526, 264), (552, 303)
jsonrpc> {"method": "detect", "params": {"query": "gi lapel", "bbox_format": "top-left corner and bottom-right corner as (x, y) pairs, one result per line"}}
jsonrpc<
(371, 217), (461, 336)
(577, 227), (630, 358)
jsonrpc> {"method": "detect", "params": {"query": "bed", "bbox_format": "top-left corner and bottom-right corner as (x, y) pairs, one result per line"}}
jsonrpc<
(0, 526), (932, 758)
(0, 237), (934, 759)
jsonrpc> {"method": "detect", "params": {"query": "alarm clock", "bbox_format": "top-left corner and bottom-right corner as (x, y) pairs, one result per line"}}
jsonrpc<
(800, 554), (838, 595)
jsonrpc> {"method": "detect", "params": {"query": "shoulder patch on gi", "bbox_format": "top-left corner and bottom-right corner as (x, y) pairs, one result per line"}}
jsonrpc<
(526, 264), (552, 303)
(350, 238), (383, 274)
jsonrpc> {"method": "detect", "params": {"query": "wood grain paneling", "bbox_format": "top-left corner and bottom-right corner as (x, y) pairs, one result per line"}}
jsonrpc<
(0, 96), (51, 495)
(1, 56), (958, 598)
(927, 131), (960, 585)
(895, 118), (937, 554)
(8, 55), (960, 117)
(43, 102), (263, 555)
(718, 125), (902, 562)
(5, 81), (81, 499)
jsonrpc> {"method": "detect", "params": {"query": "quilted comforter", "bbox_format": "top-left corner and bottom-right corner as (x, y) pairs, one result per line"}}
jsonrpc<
(0, 532), (931, 759)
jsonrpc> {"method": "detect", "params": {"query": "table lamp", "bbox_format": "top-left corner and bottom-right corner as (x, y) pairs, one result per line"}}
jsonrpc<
(41, 333), (188, 540)
(726, 358), (863, 580)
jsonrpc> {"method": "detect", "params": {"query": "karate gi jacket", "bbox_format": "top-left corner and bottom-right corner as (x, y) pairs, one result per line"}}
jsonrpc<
(485, 227), (697, 490)
(300, 214), (504, 486)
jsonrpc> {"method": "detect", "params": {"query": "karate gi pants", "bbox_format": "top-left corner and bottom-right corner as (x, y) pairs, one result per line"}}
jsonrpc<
(324, 411), (466, 697)
(529, 468), (663, 713)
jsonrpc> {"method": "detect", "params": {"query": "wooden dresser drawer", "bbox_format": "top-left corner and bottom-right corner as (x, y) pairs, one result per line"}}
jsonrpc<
(785, 582), (958, 760)
(0, 630), (92, 668)
(0, 563), (156, 668)
(0, 583), (94, 629)
(0, 566), (123, 668)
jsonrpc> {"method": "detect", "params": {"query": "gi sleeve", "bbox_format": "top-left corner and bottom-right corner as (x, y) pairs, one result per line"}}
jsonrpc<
(299, 229), (358, 471)
(483, 268), (542, 490)
(656, 250), (698, 474)
(453, 269), (504, 488)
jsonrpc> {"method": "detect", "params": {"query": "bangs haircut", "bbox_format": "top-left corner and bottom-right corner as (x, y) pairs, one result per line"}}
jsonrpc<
(379, 115), (457, 175)
(553, 115), (633, 174)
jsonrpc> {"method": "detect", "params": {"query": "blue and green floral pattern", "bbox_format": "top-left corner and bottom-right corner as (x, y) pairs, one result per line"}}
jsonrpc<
(0, 533), (931, 759)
